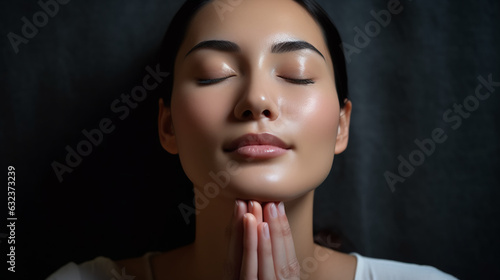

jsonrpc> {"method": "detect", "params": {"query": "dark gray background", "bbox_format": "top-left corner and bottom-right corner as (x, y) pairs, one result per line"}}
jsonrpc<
(1, 0), (499, 279)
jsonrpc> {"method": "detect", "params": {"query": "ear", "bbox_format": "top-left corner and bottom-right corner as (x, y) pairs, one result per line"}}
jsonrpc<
(334, 99), (352, 154)
(158, 98), (178, 154)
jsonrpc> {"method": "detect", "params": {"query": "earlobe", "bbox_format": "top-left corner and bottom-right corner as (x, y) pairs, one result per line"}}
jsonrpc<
(334, 99), (352, 154)
(158, 98), (179, 154)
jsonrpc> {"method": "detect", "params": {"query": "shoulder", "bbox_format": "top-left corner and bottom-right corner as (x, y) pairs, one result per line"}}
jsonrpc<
(46, 253), (157, 280)
(46, 256), (120, 280)
(351, 253), (458, 280)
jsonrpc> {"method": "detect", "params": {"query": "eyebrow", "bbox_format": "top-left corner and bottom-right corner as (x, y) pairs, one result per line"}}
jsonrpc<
(185, 40), (240, 58)
(185, 39), (325, 60)
(271, 41), (325, 60)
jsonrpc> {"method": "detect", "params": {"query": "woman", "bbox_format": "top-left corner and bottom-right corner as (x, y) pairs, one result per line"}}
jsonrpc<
(48, 0), (458, 279)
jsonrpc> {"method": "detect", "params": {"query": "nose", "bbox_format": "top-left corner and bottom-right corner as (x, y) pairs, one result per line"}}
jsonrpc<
(233, 77), (279, 121)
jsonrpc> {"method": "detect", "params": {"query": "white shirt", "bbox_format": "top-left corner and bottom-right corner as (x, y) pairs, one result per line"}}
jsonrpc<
(46, 252), (459, 280)
(350, 253), (458, 280)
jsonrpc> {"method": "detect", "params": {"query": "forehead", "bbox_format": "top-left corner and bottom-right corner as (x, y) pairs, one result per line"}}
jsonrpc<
(177, 0), (331, 63)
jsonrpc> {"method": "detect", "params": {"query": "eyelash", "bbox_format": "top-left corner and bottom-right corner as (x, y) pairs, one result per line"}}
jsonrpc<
(279, 76), (315, 85)
(196, 75), (315, 85)
(197, 76), (234, 85)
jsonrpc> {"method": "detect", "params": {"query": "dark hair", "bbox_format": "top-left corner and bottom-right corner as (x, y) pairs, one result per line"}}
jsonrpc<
(157, 0), (348, 108)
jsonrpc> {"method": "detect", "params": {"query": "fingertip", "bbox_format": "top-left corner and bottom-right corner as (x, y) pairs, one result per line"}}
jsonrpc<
(262, 203), (272, 222)
(278, 202), (285, 217)
(270, 203), (278, 219)
(244, 212), (256, 222)
(236, 200), (247, 217)
(262, 222), (270, 239)
(234, 200), (239, 216)
(254, 201), (262, 211)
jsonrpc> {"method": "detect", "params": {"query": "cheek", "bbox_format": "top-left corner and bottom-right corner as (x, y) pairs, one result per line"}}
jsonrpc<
(307, 94), (339, 145)
(283, 87), (340, 149)
(282, 87), (340, 181)
(172, 84), (231, 143)
(308, 95), (339, 161)
(170, 84), (233, 184)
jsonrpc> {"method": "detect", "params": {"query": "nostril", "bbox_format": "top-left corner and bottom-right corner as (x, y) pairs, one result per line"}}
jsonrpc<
(263, 109), (271, 117)
(242, 110), (252, 118)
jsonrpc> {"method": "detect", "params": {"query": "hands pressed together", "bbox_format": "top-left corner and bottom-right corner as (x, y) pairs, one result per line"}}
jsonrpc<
(224, 200), (301, 280)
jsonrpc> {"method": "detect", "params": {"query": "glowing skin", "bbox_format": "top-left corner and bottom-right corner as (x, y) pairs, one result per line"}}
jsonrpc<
(151, 0), (354, 279)
(162, 3), (346, 201)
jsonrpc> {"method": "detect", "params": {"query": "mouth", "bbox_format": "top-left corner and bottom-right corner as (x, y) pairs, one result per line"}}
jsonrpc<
(224, 133), (291, 159)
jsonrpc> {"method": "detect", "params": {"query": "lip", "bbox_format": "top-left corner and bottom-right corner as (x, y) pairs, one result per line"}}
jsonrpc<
(224, 133), (291, 159)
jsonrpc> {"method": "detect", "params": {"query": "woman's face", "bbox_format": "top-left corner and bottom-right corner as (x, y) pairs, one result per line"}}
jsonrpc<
(159, 0), (351, 202)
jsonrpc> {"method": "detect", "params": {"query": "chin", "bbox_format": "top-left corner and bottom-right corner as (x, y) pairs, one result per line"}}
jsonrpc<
(185, 155), (334, 203)
(222, 175), (323, 203)
(233, 162), (332, 199)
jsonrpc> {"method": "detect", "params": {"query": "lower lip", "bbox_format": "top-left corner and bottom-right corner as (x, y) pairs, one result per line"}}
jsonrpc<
(231, 145), (288, 159)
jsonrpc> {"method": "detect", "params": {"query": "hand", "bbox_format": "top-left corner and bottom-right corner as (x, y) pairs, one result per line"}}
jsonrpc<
(224, 200), (301, 279)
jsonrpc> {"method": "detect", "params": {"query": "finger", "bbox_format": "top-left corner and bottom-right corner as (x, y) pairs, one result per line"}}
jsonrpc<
(258, 222), (275, 280)
(264, 203), (287, 277)
(264, 202), (300, 279)
(223, 200), (247, 280)
(277, 202), (300, 278)
(240, 213), (258, 279)
(248, 200), (263, 224)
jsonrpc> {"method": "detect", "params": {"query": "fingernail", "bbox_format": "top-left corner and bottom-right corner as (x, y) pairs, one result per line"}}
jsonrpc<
(270, 203), (278, 218)
(278, 202), (285, 216)
(234, 200), (239, 216)
(249, 201), (254, 212)
(263, 223), (270, 239)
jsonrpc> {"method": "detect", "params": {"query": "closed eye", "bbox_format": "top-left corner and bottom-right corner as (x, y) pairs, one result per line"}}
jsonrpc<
(197, 75), (236, 85)
(278, 76), (315, 85)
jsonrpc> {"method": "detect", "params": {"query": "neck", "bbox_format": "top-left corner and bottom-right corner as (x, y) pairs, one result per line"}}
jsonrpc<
(193, 189), (317, 277)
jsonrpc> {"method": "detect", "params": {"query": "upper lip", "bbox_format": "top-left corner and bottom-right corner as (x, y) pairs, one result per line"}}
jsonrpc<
(224, 133), (290, 152)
